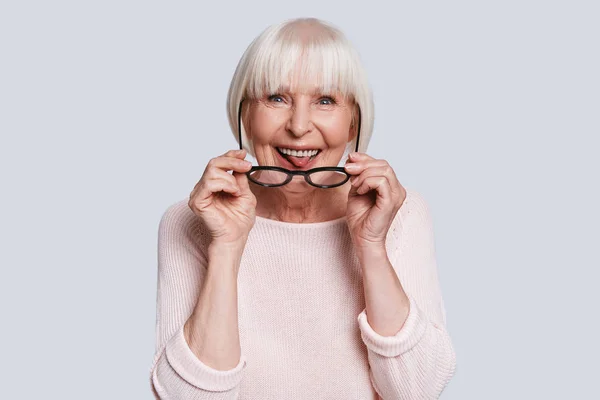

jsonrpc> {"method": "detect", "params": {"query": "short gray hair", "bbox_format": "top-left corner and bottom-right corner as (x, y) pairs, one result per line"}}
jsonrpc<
(226, 18), (374, 157)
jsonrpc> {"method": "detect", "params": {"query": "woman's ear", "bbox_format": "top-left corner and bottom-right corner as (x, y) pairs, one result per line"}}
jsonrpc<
(347, 103), (359, 142)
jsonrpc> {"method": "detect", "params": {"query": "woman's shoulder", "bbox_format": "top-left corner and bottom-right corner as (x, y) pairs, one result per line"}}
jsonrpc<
(160, 198), (192, 219)
(158, 198), (211, 255)
(386, 187), (435, 246)
(159, 198), (197, 230)
(399, 187), (433, 222)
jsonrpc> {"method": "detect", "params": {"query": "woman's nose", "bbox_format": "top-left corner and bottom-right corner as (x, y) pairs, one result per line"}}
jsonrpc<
(286, 105), (312, 137)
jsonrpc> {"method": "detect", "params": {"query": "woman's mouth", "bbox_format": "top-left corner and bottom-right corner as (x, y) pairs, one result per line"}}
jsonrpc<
(275, 147), (321, 169)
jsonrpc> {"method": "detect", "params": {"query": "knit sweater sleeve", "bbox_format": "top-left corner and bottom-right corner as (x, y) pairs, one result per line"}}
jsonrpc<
(356, 189), (457, 399)
(149, 201), (246, 399)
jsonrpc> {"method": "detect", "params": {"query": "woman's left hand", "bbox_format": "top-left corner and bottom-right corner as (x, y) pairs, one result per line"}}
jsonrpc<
(344, 152), (407, 252)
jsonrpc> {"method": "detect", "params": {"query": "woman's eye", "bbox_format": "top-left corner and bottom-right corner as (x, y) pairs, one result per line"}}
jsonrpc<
(319, 97), (335, 105)
(268, 95), (284, 103)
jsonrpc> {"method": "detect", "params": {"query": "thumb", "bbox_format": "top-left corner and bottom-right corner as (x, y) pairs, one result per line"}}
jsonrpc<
(348, 181), (361, 198)
(233, 170), (251, 195)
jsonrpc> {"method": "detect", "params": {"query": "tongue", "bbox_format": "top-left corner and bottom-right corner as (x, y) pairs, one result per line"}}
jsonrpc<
(285, 155), (312, 168)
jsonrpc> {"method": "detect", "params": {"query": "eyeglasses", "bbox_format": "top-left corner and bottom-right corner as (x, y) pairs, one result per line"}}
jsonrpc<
(237, 99), (361, 189)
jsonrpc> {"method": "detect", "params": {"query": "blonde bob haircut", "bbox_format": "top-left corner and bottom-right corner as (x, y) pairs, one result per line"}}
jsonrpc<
(226, 18), (374, 157)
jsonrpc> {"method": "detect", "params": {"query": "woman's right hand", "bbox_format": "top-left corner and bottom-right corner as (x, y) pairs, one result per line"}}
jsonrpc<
(189, 149), (256, 247)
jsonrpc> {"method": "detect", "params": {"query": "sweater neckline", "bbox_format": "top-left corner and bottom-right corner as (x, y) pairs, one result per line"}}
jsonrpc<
(254, 214), (347, 228)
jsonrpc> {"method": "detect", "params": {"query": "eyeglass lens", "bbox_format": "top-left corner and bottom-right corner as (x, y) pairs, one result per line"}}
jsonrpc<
(248, 169), (349, 187)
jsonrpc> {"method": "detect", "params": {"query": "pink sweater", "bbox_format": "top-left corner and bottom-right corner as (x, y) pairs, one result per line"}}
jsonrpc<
(149, 188), (456, 399)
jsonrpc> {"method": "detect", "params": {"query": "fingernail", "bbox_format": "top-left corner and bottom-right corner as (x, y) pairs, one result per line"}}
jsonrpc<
(345, 164), (359, 171)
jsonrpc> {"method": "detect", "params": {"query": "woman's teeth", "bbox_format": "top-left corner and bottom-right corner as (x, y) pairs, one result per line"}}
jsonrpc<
(277, 148), (320, 157)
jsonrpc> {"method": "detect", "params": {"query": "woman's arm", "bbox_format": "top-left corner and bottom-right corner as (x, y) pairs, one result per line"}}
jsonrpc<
(184, 243), (244, 371)
(359, 248), (410, 337)
(149, 202), (246, 399)
(356, 190), (457, 400)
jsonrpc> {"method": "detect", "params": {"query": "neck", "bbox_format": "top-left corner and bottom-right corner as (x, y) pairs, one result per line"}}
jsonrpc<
(251, 182), (350, 223)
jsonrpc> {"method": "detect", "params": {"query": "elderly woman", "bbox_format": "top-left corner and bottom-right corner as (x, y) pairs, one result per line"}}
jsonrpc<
(149, 18), (456, 399)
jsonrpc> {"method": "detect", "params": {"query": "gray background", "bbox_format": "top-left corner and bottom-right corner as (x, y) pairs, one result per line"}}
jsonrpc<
(1, 0), (598, 398)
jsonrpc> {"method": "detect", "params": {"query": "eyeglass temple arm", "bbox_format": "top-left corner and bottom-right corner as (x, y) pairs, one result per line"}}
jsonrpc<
(238, 100), (244, 151)
(354, 106), (361, 153)
(238, 100), (362, 153)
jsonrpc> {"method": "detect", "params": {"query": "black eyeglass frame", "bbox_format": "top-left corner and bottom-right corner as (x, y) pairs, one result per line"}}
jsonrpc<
(237, 99), (362, 189)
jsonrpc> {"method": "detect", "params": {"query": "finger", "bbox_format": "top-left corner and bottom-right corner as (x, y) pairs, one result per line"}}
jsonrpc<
(198, 178), (241, 200)
(206, 155), (252, 174)
(349, 166), (389, 189)
(347, 179), (361, 198)
(233, 170), (251, 194)
(191, 179), (241, 211)
(352, 166), (402, 202)
(356, 176), (392, 199)
(344, 159), (389, 176)
(351, 163), (398, 187)
(348, 152), (375, 162)
(222, 149), (247, 159)
(345, 156), (385, 165)
(205, 168), (239, 188)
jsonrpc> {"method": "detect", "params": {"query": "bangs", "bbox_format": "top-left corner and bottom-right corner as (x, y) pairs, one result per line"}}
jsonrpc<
(244, 28), (359, 100)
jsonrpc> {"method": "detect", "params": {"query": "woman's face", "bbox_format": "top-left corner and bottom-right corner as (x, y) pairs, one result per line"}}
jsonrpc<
(244, 85), (355, 190)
